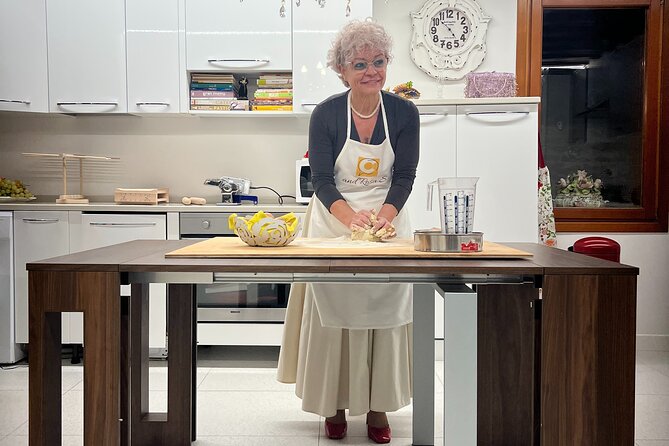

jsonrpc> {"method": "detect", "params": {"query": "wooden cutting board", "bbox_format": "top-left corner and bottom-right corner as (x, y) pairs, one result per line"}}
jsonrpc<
(165, 237), (533, 259)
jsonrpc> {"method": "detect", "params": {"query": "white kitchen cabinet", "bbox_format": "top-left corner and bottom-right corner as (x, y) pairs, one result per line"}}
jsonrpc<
(14, 211), (70, 343)
(126, 0), (181, 114)
(456, 103), (538, 243)
(292, 0), (372, 112)
(69, 213), (168, 348)
(0, 0), (49, 113)
(46, 0), (128, 113)
(185, 0), (292, 72)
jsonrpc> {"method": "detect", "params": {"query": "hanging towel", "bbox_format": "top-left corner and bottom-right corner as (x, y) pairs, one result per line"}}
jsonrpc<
(538, 136), (557, 246)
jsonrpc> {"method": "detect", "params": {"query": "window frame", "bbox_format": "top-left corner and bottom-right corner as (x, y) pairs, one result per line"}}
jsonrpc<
(517, 0), (669, 232)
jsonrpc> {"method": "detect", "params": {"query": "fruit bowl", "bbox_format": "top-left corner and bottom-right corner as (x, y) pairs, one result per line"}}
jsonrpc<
(228, 211), (300, 247)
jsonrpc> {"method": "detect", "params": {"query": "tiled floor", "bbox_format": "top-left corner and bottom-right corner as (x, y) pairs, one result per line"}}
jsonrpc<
(0, 346), (667, 445)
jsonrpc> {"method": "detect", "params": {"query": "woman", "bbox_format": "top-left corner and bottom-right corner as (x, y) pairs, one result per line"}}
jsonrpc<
(278, 20), (419, 444)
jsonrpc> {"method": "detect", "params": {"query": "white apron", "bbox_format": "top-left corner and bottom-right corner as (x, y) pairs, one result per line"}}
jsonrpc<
(307, 91), (412, 329)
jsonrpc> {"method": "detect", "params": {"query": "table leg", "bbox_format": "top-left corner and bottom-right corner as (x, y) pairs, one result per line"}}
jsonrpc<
(412, 284), (435, 446)
(441, 284), (477, 446)
(29, 271), (121, 446)
(130, 283), (193, 446)
(541, 274), (636, 445)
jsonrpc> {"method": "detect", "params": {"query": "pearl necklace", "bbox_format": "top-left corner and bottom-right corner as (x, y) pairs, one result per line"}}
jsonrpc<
(350, 99), (381, 119)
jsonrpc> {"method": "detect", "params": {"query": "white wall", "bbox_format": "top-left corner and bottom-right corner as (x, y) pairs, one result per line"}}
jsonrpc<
(0, 0), (666, 339)
(375, 0), (517, 98)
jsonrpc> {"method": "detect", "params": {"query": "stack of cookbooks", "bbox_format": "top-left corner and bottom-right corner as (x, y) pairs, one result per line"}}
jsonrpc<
(189, 73), (249, 111)
(252, 73), (293, 111)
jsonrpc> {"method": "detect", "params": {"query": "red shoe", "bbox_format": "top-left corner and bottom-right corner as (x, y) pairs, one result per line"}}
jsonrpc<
(324, 419), (347, 440)
(366, 413), (392, 444)
(367, 424), (392, 444)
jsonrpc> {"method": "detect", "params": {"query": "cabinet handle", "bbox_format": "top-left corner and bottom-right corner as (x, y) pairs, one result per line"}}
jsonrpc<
(22, 218), (60, 223)
(0, 99), (31, 105)
(89, 222), (157, 227)
(466, 111), (530, 115)
(136, 102), (170, 106)
(465, 111), (530, 123)
(57, 102), (119, 106)
(208, 58), (270, 66)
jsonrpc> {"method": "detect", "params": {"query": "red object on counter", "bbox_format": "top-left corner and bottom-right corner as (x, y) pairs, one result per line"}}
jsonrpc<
(569, 237), (621, 263)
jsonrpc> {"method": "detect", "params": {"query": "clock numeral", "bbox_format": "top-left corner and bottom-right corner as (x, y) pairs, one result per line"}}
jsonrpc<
(433, 34), (439, 43)
(461, 34), (467, 42)
(440, 39), (446, 48)
(446, 9), (454, 19)
(454, 40), (460, 48)
(463, 25), (469, 34)
(461, 16), (467, 25)
(457, 11), (460, 20)
(439, 11), (444, 20)
(430, 26), (437, 34)
(432, 17), (440, 26)
(446, 41), (453, 50)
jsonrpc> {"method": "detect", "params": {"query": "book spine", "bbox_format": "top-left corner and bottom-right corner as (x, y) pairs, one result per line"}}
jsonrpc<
(253, 105), (293, 111)
(254, 92), (293, 98)
(257, 79), (293, 86)
(190, 98), (240, 105)
(190, 90), (236, 98)
(190, 83), (236, 91)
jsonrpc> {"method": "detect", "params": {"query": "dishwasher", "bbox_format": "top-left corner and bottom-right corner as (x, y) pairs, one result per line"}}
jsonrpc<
(0, 212), (22, 363)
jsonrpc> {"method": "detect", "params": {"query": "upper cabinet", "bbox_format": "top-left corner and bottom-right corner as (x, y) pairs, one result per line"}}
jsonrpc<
(186, 0), (292, 72)
(0, 0), (49, 112)
(46, 0), (128, 113)
(126, 0), (181, 113)
(292, 0), (372, 112)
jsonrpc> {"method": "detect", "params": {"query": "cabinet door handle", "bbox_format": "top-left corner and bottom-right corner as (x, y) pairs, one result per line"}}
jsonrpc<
(465, 111), (530, 122)
(420, 113), (449, 125)
(207, 58), (270, 67)
(135, 102), (170, 107)
(89, 222), (158, 227)
(22, 218), (60, 223)
(57, 102), (119, 112)
(0, 99), (31, 105)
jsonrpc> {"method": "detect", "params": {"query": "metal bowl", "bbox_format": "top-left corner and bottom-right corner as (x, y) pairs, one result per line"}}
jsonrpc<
(413, 230), (484, 252)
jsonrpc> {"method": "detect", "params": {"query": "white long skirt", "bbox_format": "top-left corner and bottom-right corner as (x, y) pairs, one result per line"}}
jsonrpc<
(277, 283), (413, 418)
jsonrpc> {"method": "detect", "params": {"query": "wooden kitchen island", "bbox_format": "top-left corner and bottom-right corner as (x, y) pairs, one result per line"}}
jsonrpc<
(27, 240), (638, 445)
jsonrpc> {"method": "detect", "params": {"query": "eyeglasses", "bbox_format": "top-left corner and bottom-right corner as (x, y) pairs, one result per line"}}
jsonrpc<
(350, 57), (387, 72)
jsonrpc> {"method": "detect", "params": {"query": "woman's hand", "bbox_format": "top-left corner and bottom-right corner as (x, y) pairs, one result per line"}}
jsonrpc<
(349, 209), (373, 230)
(370, 215), (397, 240)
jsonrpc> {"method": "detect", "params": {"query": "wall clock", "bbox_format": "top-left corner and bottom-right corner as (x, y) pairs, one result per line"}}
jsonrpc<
(410, 0), (491, 80)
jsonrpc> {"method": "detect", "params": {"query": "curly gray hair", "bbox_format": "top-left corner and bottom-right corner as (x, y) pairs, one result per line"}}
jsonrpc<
(327, 20), (393, 87)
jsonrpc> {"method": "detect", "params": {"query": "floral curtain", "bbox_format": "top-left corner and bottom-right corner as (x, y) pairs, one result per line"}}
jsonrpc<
(538, 137), (557, 246)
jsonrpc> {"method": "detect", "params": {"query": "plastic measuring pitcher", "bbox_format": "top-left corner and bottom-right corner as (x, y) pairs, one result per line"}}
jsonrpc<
(427, 177), (479, 234)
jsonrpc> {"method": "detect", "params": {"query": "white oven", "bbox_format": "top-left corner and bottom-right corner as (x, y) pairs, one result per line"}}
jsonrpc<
(180, 212), (294, 345)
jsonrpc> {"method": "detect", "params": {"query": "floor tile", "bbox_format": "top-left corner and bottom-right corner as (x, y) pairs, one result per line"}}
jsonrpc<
(636, 441), (669, 446)
(193, 436), (318, 445)
(196, 391), (320, 437)
(0, 391), (27, 438)
(0, 367), (82, 394)
(638, 350), (669, 377)
(635, 395), (669, 440)
(636, 364), (669, 395)
(199, 368), (294, 392)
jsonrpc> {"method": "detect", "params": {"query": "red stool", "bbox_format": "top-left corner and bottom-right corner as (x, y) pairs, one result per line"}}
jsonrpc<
(568, 236), (621, 262)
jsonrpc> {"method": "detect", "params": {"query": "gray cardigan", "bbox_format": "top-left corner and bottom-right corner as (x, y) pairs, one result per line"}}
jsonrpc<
(308, 90), (420, 212)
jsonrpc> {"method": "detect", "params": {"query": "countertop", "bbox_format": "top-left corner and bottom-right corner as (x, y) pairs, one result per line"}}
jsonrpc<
(0, 200), (307, 214)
